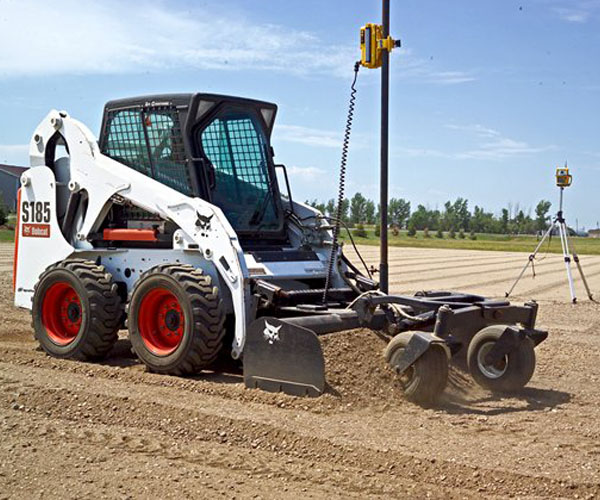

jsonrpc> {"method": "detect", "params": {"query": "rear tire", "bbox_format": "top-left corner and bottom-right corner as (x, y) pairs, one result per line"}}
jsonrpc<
(32, 259), (122, 360)
(467, 326), (536, 392)
(384, 332), (449, 405)
(127, 264), (226, 375)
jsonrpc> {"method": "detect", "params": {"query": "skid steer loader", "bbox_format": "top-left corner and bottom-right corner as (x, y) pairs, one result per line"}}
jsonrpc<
(13, 93), (547, 404)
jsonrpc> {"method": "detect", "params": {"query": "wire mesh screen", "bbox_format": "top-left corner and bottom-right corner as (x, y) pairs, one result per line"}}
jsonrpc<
(145, 107), (192, 195)
(101, 106), (192, 196)
(101, 110), (151, 176)
(201, 117), (270, 199)
(200, 114), (278, 231)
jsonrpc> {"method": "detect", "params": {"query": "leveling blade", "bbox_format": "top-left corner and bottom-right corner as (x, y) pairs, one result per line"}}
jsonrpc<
(243, 317), (326, 397)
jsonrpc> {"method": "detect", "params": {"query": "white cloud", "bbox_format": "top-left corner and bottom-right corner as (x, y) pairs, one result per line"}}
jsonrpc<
(0, 0), (355, 78)
(445, 123), (501, 139)
(286, 165), (326, 179)
(552, 1), (600, 23)
(0, 144), (29, 165)
(559, 11), (588, 22)
(421, 71), (476, 85)
(456, 138), (554, 160)
(449, 123), (555, 159)
(394, 146), (448, 158)
(275, 125), (342, 148)
(394, 123), (554, 161)
(0, 0), (474, 85)
(394, 53), (476, 85)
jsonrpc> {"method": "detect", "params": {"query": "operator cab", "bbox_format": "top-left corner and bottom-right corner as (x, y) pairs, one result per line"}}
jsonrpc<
(98, 93), (285, 243)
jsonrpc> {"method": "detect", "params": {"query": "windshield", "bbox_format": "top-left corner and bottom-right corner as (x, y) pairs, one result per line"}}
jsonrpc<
(199, 109), (280, 233)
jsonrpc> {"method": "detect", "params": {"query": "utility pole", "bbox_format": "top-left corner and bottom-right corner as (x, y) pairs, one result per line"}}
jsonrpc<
(380, 0), (390, 293)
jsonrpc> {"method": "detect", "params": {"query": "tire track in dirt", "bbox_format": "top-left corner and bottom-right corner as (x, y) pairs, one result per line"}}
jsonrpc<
(2, 362), (597, 499)
(445, 261), (600, 299)
(2, 339), (600, 489)
(0, 410), (351, 500)
(386, 253), (533, 266)
(516, 266), (600, 298)
(349, 249), (526, 267)
(382, 255), (529, 276)
(3, 243), (600, 497)
(347, 245), (600, 300)
(0, 369), (460, 499)
(388, 256), (574, 288)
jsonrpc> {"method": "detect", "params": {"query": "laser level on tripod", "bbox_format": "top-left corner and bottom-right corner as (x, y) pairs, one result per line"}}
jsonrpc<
(506, 166), (594, 303)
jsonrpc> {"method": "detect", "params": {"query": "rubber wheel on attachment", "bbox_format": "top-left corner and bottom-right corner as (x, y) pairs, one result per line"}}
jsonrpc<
(384, 332), (449, 406)
(32, 259), (122, 360)
(467, 325), (536, 392)
(127, 264), (226, 375)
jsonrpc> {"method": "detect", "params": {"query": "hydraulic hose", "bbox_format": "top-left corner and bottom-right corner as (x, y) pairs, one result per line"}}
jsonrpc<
(323, 61), (361, 304)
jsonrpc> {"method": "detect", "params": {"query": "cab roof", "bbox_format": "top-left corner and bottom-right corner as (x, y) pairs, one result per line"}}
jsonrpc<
(104, 93), (277, 112)
(102, 93), (278, 136)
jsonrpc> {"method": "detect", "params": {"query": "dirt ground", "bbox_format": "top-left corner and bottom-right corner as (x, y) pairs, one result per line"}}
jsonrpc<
(1, 242), (600, 499)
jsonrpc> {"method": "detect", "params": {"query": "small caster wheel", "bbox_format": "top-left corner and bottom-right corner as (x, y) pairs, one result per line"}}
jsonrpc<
(384, 332), (449, 406)
(467, 325), (535, 392)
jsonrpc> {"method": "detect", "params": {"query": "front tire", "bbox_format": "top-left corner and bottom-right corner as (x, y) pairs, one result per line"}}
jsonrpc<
(384, 332), (449, 405)
(467, 326), (536, 392)
(32, 259), (122, 360)
(127, 264), (226, 375)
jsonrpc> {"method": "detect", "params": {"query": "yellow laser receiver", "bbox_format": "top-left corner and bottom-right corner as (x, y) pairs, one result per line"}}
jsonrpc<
(360, 23), (399, 69)
(556, 167), (572, 188)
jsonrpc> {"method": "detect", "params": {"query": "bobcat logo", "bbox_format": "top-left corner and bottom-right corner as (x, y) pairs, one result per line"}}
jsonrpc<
(196, 213), (214, 231)
(263, 321), (282, 344)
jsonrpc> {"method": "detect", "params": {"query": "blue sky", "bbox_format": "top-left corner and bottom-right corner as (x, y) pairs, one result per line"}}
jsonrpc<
(0, 0), (599, 229)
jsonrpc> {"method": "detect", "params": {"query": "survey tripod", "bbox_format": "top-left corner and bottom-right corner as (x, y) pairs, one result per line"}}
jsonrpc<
(506, 172), (594, 303)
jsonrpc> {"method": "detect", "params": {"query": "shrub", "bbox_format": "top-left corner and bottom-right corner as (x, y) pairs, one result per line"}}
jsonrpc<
(407, 221), (417, 237)
(436, 228), (444, 239)
(374, 224), (381, 237)
(458, 228), (466, 239)
(423, 227), (430, 238)
(391, 224), (400, 237)
(448, 228), (456, 239)
(354, 223), (368, 238)
(469, 230), (477, 240)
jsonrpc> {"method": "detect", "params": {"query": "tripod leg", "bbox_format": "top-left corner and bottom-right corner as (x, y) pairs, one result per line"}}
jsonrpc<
(562, 222), (594, 301)
(505, 223), (555, 298)
(559, 222), (577, 303)
(505, 257), (534, 298)
(572, 252), (594, 301)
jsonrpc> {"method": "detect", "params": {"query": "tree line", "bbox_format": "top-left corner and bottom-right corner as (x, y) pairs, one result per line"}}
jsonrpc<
(306, 193), (555, 235)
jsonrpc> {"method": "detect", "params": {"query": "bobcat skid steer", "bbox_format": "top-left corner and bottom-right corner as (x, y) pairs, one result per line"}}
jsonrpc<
(13, 94), (547, 404)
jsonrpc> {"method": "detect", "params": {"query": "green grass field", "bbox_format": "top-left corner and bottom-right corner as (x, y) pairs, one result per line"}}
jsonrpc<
(2, 225), (599, 255)
(340, 228), (600, 255)
(0, 229), (15, 242)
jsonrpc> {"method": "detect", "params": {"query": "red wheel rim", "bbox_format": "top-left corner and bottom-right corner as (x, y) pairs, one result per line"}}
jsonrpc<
(138, 288), (185, 356)
(41, 282), (83, 345)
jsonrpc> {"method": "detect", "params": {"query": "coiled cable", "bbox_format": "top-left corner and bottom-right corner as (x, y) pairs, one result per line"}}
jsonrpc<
(323, 61), (361, 304)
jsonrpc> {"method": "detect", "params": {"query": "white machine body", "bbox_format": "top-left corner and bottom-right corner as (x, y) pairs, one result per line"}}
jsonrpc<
(14, 110), (341, 358)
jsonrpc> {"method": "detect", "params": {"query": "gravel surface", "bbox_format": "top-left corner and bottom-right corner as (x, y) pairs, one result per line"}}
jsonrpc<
(1, 243), (599, 498)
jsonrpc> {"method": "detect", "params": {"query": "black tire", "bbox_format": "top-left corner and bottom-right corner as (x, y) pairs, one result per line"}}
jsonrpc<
(32, 259), (122, 360)
(127, 264), (226, 375)
(467, 325), (536, 392)
(384, 332), (449, 405)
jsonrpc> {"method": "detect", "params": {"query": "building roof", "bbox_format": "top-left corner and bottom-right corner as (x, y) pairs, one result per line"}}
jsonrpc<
(0, 164), (27, 178)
